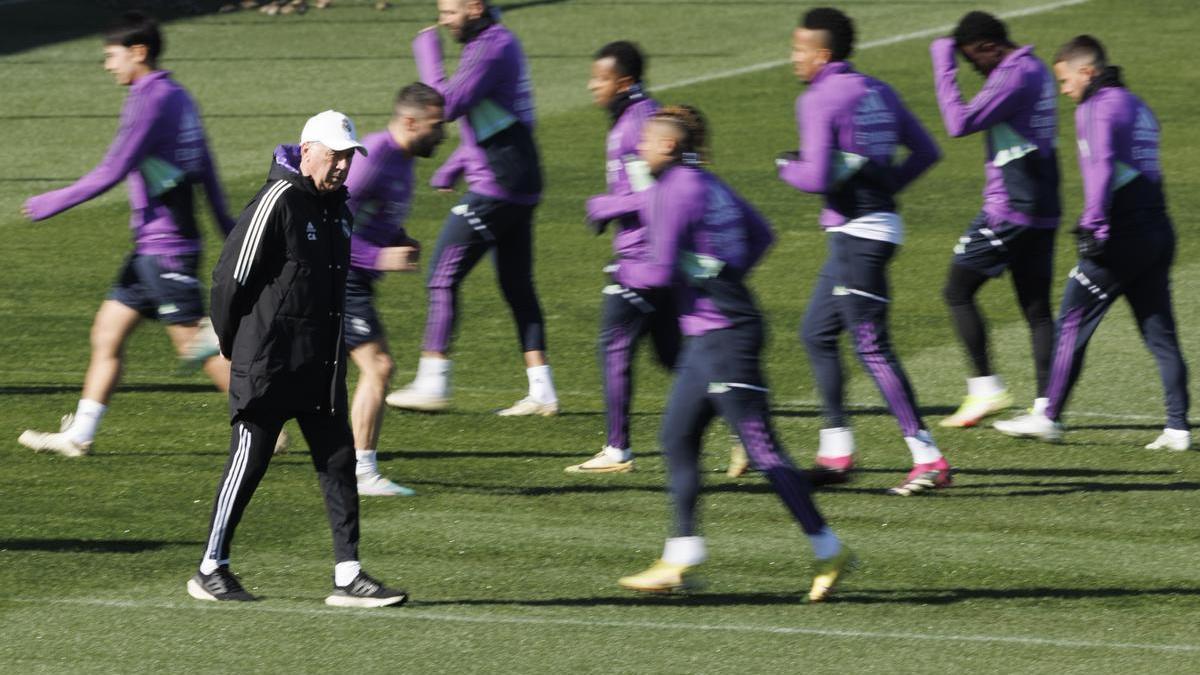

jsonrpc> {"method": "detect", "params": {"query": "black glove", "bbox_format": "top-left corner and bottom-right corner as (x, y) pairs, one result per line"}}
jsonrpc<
(1074, 227), (1106, 259)
(585, 216), (610, 236)
(775, 150), (800, 168)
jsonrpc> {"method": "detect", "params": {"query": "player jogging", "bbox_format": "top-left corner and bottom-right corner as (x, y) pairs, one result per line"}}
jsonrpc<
(617, 106), (854, 602)
(18, 12), (235, 457)
(564, 40), (679, 474)
(386, 0), (558, 416)
(994, 36), (1189, 448)
(778, 7), (950, 495)
(930, 11), (1061, 428)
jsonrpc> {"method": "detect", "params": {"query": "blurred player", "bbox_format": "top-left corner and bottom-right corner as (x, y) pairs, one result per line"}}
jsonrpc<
(617, 106), (853, 602)
(18, 12), (235, 457)
(343, 83), (445, 495)
(930, 11), (1061, 427)
(387, 0), (558, 415)
(564, 41), (678, 473)
(995, 36), (1189, 448)
(778, 7), (949, 495)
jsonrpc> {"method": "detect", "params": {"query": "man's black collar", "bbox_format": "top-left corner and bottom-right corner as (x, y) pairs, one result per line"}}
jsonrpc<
(1082, 65), (1124, 103)
(607, 83), (646, 125)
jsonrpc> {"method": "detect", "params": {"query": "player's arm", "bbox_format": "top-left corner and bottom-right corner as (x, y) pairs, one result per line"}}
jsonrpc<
(930, 37), (1023, 137)
(738, 194), (776, 272)
(776, 94), (834, 194)
(210, 187), (286, 357)
(616, 178), (698, 290)
(1077, 102), (1117, 242)
(23, 91), (157, 221)
(198, 136), (236, 237)
(413, 28), (500, 121)
(430, 144), (468, 191)
(892, 93), (942, 192)
(586, 191), (644, 226)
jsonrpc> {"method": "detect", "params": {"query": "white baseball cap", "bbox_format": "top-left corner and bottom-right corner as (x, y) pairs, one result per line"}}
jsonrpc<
(300, 110), (368, 156)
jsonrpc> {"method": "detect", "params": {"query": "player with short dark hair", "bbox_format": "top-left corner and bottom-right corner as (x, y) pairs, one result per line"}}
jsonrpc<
(995, 36), (1189, 449)
(617, 106), (854, 602)
(562, 41), (679, 474)
(18, 12), (236, 457)
(930, 11), (1062, 429)
(779, 7), (949, 495)
(386, 0), (559, 416)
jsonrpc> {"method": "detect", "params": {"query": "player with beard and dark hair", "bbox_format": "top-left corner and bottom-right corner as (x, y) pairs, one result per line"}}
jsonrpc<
(930, 11), (1061, 429)
(995, 36), (1189, 449)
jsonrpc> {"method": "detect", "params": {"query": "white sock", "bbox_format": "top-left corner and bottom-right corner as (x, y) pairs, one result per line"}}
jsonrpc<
(603, 445), (632, 462)
(68, 399), (107, 444)
(1031, 397), (1049, 416)
(967, 375), (1005, 397)
(817, 427), (855, 459)
(355, 449), (377, 475)
(414, 357), (451, 396)
(334, 560), (362, 587)
(809, 526), (842, 560)
(662, 536), (707, 566)
(526, 364), (557, 403)
(198, 557), (227, 575)
(905, 430), (943, 464)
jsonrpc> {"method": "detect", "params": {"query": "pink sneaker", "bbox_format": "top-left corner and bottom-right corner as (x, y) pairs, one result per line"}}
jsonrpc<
(888, 457), (952, 496)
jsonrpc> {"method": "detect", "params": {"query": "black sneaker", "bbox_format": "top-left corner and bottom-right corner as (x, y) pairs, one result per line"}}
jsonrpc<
(187, 567), (258, 602)
(325, 571), (408, 608)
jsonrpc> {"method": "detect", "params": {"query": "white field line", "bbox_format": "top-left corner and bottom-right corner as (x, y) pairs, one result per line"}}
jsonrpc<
(10, 597), (1199, 654)
(655, 0), (1093, 93)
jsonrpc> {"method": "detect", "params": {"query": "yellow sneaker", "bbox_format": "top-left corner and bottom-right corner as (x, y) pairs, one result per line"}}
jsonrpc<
(939, 391), (1012, 428)
(726, 442), (750, 477)
(808, 546), (856, 603)
(618, 560), (700, 593)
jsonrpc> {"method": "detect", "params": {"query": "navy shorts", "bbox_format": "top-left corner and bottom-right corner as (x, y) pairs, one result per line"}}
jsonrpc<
(344, 268), (384, 350)
(108, 252), (205, 324)
(952, 211), (1056, 278)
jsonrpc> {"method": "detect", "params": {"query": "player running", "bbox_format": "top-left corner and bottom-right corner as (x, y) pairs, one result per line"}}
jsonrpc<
(930, 11), (1061, 428)
(994, 36), (1189, 448)
(617, 106), (854, 601)
(386, 0), (558, 416)
(274, 84), (447, 495)
(778, 7), (949, 495)
(563, 41), (678, 474)
(18, 12), (235, 457)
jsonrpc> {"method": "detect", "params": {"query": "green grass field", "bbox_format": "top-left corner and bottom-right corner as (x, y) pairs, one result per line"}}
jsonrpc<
(2, 0), (1199, 672)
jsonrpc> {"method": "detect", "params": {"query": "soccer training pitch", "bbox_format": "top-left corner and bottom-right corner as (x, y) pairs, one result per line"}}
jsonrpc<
(1, 0), (1198, 671)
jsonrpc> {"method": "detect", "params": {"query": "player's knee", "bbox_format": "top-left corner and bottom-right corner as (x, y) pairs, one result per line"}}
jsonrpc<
(375, 353), (395, 382)
(801, 323), (835, 351)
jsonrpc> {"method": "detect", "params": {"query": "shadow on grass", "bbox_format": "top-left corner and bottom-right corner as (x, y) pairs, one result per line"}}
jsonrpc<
(0, 383), (216, 396)
(0, 538), (202, 554)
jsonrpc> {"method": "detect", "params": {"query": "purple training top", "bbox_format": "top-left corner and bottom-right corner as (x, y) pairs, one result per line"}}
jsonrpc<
(621, 163), (775, 337)
(931, 38), (1061, 228)
(343, 130), (416, 278)
(413, 21), (540, 205)
(777, 61), (940, 227)
(1076, 80), (1164, 240)
(24, 70), (234, 255)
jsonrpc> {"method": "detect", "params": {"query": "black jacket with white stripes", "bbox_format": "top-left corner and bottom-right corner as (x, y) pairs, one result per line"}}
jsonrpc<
(211, 148), (352, 418)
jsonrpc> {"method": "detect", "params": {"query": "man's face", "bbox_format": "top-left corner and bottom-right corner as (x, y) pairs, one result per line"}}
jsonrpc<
(103, 44), (147, 86)
(637, 120), (678, 175)
(791, 28), (830, 83)
(405, 105), (447, 158)
(588, 57), (631, 108)
(1053, 59), (1096, 104)
(959, 41), (1005, 76)
(438, 0), (484, 41)
(300, 142), (355, 192)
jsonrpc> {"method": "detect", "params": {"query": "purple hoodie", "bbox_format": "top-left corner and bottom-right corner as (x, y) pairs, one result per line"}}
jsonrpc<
(585, 91), (659, 268)
(341, 130), (416, 278)
(931, 39), (1061, 228)
(777, 61), (940, 227)
(24, 70), (234, 254)
(413, 21), (540, 205)
(622, 164), (775, 337)
(1076, 79), (1165, 240)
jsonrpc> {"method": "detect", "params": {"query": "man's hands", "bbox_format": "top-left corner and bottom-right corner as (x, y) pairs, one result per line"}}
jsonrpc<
(774, 150), (800, 168)
(1075, 228), (1106, 260)
(377, 237), (421, 272)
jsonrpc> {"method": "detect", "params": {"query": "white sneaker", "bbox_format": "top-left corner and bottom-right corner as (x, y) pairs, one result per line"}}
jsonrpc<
(19, 415), (91, 457)
(993, 412), (1063, 443)
(497, 397), (558, 417)
(385, 384), (450, 412)
(1145, 428), (1190, 452)
(565, 446), (633, 473)
(179, 318), (221, 373)
(357, 470), (416, 496)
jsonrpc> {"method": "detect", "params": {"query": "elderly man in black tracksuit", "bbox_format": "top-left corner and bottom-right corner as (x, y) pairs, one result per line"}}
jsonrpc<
(187, 111), (407, 607)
